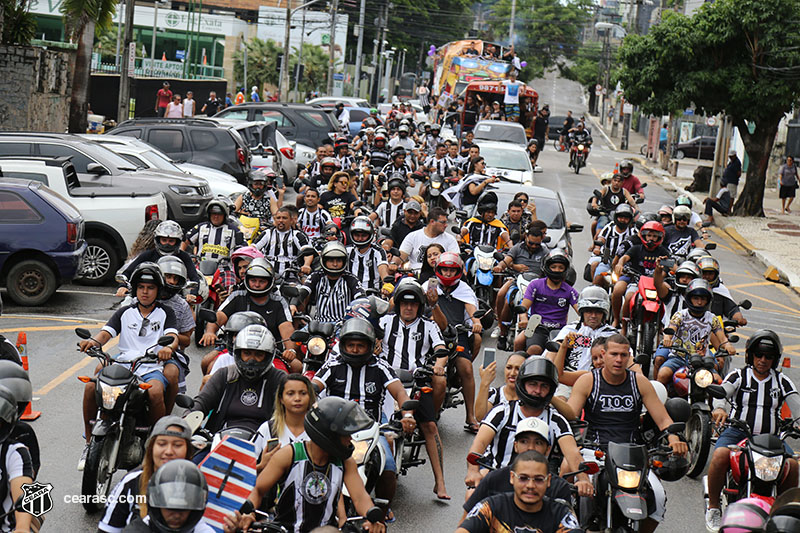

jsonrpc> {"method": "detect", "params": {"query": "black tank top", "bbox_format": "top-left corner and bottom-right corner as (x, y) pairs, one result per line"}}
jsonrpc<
(600, 188), (626, 212)
(584, 368), (643, 446)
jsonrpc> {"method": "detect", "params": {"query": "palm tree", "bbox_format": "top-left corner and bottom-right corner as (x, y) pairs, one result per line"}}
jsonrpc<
(289, 42), (329, 95)
(61, 0), (116, 133)
(233, 38), (281, 91)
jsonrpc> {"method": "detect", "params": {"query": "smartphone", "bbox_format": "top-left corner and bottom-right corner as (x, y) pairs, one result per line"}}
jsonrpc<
(266, 438), (280, 453)
(428, 277), (438, 292)
(483, 347), (496, 367)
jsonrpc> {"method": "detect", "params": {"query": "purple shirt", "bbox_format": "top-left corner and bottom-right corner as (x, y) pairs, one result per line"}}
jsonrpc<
(522, 277), (579, 328)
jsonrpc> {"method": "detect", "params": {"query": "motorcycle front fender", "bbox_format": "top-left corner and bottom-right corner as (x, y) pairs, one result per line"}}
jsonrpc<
(613, 489), (648, 521)
(691, 401), (712, 413)
(476, 269), (494, 286)
(642, 300), (661, 313)
(91, 418), (117, 438)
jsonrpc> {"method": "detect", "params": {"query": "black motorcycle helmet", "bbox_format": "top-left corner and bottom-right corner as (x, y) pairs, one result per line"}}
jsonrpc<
(206, 199), (230, 223)
(153, 220), (184, 256)
(338, 317), (376, 367)
(477, 203), (497, 217)
(664, 397), (692, 423)
(765, 503), (800, 533)
(542, 249), (570, 282)
(223, 311), (267, 353)
(684, 279), (713, 315)
(387, 176), (406, 192)
(130, 261), (166, 300)
(613, 204), (634, 229)
(745, 329), (783, 369)
(0, 361), (31, 418)
(392, 278), (425, 317)
(248, 171), (269, 196)
(304, 397), (374, 460)
(233, 324), (276, 380)
(0, 385), (19, 444)
(147, 459), (208, 533)
(515, 357), (558, 409)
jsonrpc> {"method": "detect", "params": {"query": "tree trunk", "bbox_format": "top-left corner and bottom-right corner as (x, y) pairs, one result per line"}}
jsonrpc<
(68, 19), (94, 134)
(732, 114), (782, 217)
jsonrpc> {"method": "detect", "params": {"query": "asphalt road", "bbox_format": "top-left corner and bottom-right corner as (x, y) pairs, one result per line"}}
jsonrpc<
(6, 71), (800, 532)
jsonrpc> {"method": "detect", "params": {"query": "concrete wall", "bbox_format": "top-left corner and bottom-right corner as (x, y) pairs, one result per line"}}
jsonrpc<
(0, 45), (73, 132)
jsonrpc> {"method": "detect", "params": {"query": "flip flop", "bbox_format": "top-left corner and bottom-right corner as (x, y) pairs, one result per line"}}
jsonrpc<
(464, 422), (480, 434)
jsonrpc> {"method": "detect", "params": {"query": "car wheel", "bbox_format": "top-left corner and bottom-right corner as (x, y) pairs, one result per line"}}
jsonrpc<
(674, 149), (685, 160)
(6, 259), (57, 306)
(78, 238), (119, 286)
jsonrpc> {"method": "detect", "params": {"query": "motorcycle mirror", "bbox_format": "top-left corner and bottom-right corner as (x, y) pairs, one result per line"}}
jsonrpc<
(584, 461), (600, 475)
(198, 308), (217, 324)
(388, 247), (400, 257)
(724, 325), (736, 334)
(382, 276), (396, 284)
(281, 285), (300, 299)
(115, 273), (128, 285)
(293, 180), (304, 194)
(739, 299), (752, 310)
(542, 236), (551, 244)
(290, 331), (310, 343)
(365, 507), (384, 524)
(513, 305), (527, 315)
(433, 348), (449, 359)
(545, 341), (561, 353)
(663, 328), (675, 336)
(451, 226), (461, 234)
(466, 452), (482, 466)
(239, 500), (255, 515)
(158, 335), (174, 346)
(667, 422), (685, 434)
(593, 239), (604, 247)
(379, 227), (391, 237)
(727, 334), (739, 343)
(705, 243), (717, 250)
(702, 220), (713, 228)
(592, 189), (602, 199)
(568, 223), (584, 233)
(401, 399), (420, 411)
(706, 384), (727, 399)
(175, 394), (194, 409)
(75, 327), (92, 339)
(455, 209), (468, 220)
(311, 382), (322, 395)
(635, 197), (645, 204)
(641, 182), (648, 188)
(185, 281), (198, 289)
(723, 320), (739, 329)
(493, 252), (505, 261)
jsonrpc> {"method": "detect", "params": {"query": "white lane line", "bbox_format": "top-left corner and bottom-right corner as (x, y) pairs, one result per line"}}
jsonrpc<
(57, 289), (116, 297)
(1, 313), (109, 322)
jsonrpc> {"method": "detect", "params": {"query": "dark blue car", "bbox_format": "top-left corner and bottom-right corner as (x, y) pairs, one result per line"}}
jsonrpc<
(0, 179), (86, 305)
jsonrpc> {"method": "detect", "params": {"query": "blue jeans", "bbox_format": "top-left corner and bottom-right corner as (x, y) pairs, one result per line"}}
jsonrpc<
(596, 214), (611, 231)
(715, 426), (793, 454)
(380, 412), (397, 472)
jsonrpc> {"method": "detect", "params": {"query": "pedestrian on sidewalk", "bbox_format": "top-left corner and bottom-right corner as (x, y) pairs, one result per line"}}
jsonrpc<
(779, 155), (799, 214)
(183, 91), (195, 117)
(155, 82), (172, 117)
(165, 94), (183, 118)
(703, 189), (732, 224)
(721, 149), (741, 206)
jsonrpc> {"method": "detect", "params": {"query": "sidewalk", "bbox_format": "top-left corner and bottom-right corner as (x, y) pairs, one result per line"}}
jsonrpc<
(589, 113), (800, 293)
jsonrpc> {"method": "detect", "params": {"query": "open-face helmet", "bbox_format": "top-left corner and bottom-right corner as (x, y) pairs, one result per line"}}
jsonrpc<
(320, 241), (348, 275)
(745, 329), (782, 369)
(244, 257), (275, 296)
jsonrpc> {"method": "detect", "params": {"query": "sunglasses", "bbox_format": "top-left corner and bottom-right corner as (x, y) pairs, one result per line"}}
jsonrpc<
(753, 353), (777, 360)
(512, 471), (549, 485)
(139, 317), (151, 337)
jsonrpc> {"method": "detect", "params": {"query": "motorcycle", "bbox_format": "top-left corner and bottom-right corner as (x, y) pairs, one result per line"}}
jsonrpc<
(75, 327), (174, 513)
(626, 269), (665, 379)
(289, 320), (336, 380)
(501, 272), (538, 351)
(194, 258), (219, 346)
(464, 244), (505, 305)
(570, 143), (590, 174)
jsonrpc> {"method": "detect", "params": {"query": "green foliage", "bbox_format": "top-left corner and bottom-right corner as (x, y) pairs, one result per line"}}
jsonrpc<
(234, 38), (282, 90)
(2, 0), (37, 45)
(289, 42), (329, 94)
(560, 42), (603, 88)
(60, 0), (117, 37)
(93, 25), (144, 63)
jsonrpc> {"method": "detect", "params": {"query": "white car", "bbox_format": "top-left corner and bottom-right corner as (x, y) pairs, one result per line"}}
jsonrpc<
(475, 141), (534, 185)
(473, 120), (528, 147)
(83, 135), (247, 199)
(306, 96), (370, 108)
(209, 119), (298, 185)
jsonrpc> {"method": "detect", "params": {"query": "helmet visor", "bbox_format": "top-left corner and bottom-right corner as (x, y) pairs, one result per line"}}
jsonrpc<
(333, 402), (374, 434)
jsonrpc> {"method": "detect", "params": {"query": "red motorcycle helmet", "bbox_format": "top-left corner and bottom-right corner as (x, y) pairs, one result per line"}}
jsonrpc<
(435, 252), (464, 287)
(639, 221), (665, 251)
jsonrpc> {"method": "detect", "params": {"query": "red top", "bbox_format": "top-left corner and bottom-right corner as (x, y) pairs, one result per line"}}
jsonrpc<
(156, 88), (173, 108)
(621, 174), (643, 195)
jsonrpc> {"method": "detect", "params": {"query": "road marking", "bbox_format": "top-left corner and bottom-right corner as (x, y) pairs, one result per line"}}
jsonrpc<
(721, 271), (763, 281)
(2, 314), (108, 323)
(34, 338), (119, 396)
(709, 227), (744, 252)
(0, 323), (103, 333)
(726, 281), (773, 290)
(731, 288), (800, 315)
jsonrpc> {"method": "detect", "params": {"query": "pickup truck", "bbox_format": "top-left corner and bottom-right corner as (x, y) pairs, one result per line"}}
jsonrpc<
(0, 156), (167, 285)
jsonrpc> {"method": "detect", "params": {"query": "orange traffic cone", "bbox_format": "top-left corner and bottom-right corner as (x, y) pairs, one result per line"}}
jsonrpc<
(17, 333), (41, 421)
(613, 162), (619, 174)
(161, 52), (167, 61)
(782, 357), (792, 419)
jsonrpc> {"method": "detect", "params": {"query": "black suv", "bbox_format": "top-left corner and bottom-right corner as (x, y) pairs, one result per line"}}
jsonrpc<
(211, 103), (339, 148)
(108, 118), (253, 184)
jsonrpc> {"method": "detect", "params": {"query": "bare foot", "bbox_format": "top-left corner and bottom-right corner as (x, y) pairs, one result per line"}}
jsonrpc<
(434, 483), (451, 500)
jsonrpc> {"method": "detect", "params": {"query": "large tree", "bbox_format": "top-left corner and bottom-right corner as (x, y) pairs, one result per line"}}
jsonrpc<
(233, 38), (282, 91)
(617, 0), (800, 216)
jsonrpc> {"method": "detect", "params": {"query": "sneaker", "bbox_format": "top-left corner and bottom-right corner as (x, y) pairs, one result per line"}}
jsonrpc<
(705, 507), (721, 532)
(490, 328), (501, 338)
(77, 443), (89, 472)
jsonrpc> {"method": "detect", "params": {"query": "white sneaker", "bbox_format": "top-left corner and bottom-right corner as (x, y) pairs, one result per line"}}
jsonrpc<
(705, 507), (721, 533)
(490, 328), (501, 338)
(77, 443), (89, 472)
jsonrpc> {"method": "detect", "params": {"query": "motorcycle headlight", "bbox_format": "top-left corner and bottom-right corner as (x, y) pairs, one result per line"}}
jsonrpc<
(644, 289), (658, 299)
(308, 336), (327, 356)
(477, 256), (494, 271)
(752, 451), (783, 482)
(694, 369), (713, 388)
(578, 144), (585, 151)
(611, 271), (619, 283)
(99, 382), (125, 410)
(432, 181), (442, 189)
(352, 440), (370, 464)
(616, 468), (641, 489)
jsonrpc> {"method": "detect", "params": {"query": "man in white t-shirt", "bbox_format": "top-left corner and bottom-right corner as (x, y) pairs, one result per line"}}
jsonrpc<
(183, 91), (196, 117)
(501, 70), (524, 123)
(399, 206), (459, 270)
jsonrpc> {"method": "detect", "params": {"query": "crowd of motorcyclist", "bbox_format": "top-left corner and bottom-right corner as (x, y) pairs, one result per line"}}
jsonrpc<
(0, 95), (797, 533)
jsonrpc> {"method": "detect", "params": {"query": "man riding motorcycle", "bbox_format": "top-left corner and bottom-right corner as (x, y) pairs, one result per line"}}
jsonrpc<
(183, 199), (245, 262)
(235, 170), (280, 224)
(461, 202), (511, 251)
(347, 216), (389, 292)
(568, 123), (592, 167)
(618, 159), (646, 200)
(590, 173), (638, 235)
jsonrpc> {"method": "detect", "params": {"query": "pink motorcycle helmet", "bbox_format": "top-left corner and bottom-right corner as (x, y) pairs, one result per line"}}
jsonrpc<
(719, 498), (772, 533)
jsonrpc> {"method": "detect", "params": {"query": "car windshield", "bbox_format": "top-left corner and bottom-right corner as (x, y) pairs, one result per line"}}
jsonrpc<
(481, 146), (531, 171)
(473, 122), (527, 145)
(142, 150), (180, 171)
(493, 191), (564, 228)
(83, 142), (139, 171)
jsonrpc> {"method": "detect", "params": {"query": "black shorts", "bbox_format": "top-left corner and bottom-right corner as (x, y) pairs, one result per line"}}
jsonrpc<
(413, 388), (437, 423)
(534, 136), (545, 155)
(780, 185), (796, 199)
(524, 325), (556, 350)
(456, 331), (473, 359)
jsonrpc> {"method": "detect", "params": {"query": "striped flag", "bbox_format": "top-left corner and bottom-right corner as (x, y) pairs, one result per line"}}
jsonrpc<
(199, 437), (258, 532)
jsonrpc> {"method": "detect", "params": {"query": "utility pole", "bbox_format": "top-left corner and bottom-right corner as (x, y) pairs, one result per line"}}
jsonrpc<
(117, 0), (135, 121)
(294, 8), (306, 100)
(115, 3), (123, 69)
(353, 0), (366, 98)
(242, 40), (248, 95)
(326, 0), (340, 95)
(150, 1), (158, 76)
(508, 0), (516, 44)
(369, 37), (379, 102)
(280, 0), (292, 100)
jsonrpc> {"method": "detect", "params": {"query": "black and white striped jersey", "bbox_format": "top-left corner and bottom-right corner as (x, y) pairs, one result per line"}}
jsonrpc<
(98, 469), (143, 533)
(347, 244), (388, 291)
(185, 221), (244, 261)
(375, 200), (406, 230)
(301, 271), (365, 324)
(380, 161), (413, 178)
(597, 223), (635, 262)
(725, 366), (798, 436)
(0, 442), (34, 532)
(315, 356), (399, 421)
(482, 401), (572, 469)
(424, 155), (452, 176)
(254, 228), (310, 276)
(336, 154), (356, 170)
(298, 207), (333, 240)
(379, 314), (444, 370)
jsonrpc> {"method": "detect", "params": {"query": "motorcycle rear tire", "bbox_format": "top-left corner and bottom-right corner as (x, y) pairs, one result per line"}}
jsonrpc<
(686, 411), (712, 478)
(81, 436), (115, 513)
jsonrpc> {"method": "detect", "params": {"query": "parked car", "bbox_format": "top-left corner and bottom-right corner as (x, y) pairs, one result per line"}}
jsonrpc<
(81, 135), (247, 200)
(0, 176), (87, 305)
(212, 103), (340, 149)
(316, 104), (373, 138)
(0, 156), (167, 285)
(306, 96), (370, 108)
(475, 141), (534, 185)
(0, 133), (211, 230)
(107, 117), (253, 183)
(674, 136), (716, 160)
(472, 120), (528, 147)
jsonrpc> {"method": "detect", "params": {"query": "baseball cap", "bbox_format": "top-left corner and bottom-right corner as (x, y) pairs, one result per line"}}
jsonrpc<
(515, 417), (551, 443)
(405, 200), (422, 212)
(728, 148), (737, 156)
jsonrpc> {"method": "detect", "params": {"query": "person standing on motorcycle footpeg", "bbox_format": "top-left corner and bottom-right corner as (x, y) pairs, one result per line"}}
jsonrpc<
(547, 286), (618, 401)
(235, 169), (280, 225)
(223, 397), (386, 533)
(123, 459), (214, 533)
(312, 318), (417, 522)
(462, 203), (511, 251)
(79, 263), (180, 469)
(515, 250), (579, 356)
(590, 173), (638, 236)
(567, 333), (689, 532)
(656, 279), (734, 387)
(298, 189), (333, 241)
(202, 258), (300, 372)
(589, 204), (635, 286)
(379, 279), (450, 500)
(465, 357), (593, 498)
(293, 241), (366, 325)
(380, 148), (416, 188)
(183, 199), (245, 262)
(421, 252), (483, 432)
(253, 206), (313, 280)
(704, 329), (800, 533)
(347, 216), (389, 292)
(371, 177), (407, 231)
(99, 416), (194, 533)
(116, 220), (200, 303)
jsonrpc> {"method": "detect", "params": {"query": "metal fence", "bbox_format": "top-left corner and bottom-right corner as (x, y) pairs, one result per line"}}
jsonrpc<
(91, 57), (224, 80)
